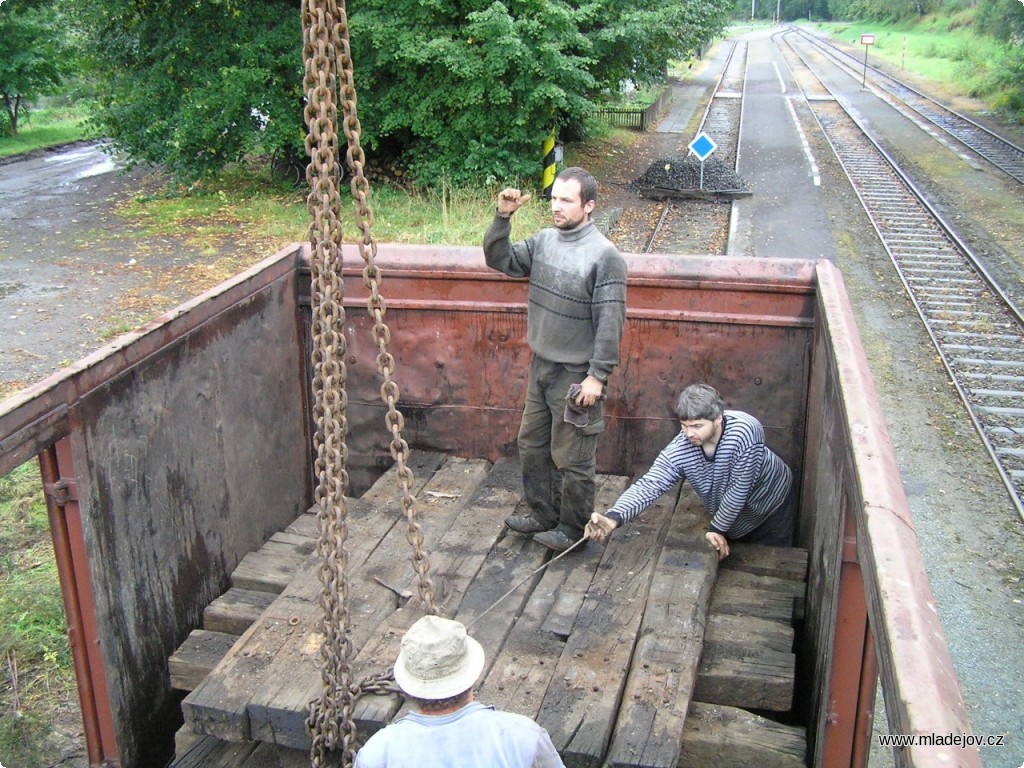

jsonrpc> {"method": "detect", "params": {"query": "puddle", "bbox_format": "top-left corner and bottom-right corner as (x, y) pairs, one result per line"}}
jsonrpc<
(73, 157), (118, 179)
(0, 281), (22, 299)
(41, 143), (119, 179)
(43, 145), (100, 166)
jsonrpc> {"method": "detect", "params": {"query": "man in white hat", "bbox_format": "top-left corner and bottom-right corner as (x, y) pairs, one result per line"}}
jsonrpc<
(354, 615), (565, 768)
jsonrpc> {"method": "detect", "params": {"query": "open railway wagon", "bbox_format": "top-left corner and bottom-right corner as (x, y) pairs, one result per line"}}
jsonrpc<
(0, 242), (977, 768)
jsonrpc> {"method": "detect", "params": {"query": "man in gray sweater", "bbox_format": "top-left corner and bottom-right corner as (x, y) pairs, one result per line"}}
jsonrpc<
(483, 167), (627, 552)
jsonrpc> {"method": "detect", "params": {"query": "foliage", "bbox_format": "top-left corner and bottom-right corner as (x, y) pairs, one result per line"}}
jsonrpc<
(0, 462), (75, 767)
(75, 0), (730, 187)
(349, 0), (596, 185)
(976, 0), (1024, 43)
(582, 0), (729, 91)
(0, 0), (75, 135)
(815, 12), (1023, 121)
(74, 0), (304, 181)
(825, 0), (939, 23)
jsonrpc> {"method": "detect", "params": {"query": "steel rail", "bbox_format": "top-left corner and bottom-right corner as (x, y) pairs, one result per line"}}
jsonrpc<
(697, 39), (746, 169)
(645, 41), (746, 253)
(778, 33), (1024, 519)
(785, 25), (1024, 185)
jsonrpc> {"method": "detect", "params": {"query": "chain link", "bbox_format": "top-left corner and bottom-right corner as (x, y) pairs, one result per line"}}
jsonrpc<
(330, 0), (436, 614)
(302, 0), (435, 764)
(302, 0), (355, 765)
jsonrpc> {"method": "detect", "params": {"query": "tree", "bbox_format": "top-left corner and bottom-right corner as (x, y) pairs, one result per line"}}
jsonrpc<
(0, 0), (73, 135)
(977, 0), (1024, 43)
(349, 0), (597, 185)
(74, 0), (304, 180)
(582, 0), (730, 90)
(976, 0), (1024, 119)
(77, 0), (731, 186)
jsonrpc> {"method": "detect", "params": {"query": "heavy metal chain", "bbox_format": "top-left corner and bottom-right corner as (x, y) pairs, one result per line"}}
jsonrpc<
(302, 0), (355, 764)
(301, 0), (435, 765)
(329, 0), (437, 614)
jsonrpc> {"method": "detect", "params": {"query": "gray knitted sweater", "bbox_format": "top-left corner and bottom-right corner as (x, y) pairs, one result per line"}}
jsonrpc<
(483, 214), (627, 382)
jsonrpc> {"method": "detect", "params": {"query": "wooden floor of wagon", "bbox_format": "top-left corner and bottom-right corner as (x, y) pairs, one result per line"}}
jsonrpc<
(169, 451), (809, 768)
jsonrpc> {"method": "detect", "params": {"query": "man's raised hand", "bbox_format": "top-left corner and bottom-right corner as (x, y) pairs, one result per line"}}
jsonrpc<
(497, 188), (532, 217)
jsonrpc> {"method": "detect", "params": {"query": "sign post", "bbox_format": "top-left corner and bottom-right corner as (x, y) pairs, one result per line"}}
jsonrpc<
(860, 33), (876, 89)
(688, 132), (718, 191)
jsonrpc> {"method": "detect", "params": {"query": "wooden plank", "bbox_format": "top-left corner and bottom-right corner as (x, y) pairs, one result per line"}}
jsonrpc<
(182, 618), (298, 741)
(170, 734), (259, 768)
(475, 556), (585, 717)
(283, 510), (318, 538)
(172, 733), (314, 768)
(709, 583), (794, 624)
(227, 451), (448, 595)
(639, 186), (753, 201)
(244, 457), (491, 749)
(230, 541), (309, 594)
(606, 487), (718, 768)
(243, 741), (314, 767)
(204, 589), (277, 635)
(715, 568), (806, 622)
(170, 630), (238, 692)
(477, 475), (631, 721)
(348, 458), (530, 735)
(181, 455), (448, 743)
(694, 644), (795, 712)
(451, 499), (539, 657)
(679, 702), (806, 768)
(704, 613), (794, 657)
(540, 557), (606, 639)
(536, 479), (674, 768)
(175, 726), (203, 757)
(721, 543), (808, 582)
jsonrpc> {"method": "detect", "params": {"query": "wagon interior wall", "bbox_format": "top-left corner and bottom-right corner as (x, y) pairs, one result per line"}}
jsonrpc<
(0, 243), (971, 766)
(10, 247), (316, 767)
(330, 245), (817, 493)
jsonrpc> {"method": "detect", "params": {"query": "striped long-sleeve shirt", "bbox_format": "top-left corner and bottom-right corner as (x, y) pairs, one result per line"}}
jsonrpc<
(605, 411), (792, 538)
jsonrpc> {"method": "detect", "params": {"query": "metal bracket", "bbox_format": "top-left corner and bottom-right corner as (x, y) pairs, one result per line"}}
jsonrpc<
(44, 478), (77, 507)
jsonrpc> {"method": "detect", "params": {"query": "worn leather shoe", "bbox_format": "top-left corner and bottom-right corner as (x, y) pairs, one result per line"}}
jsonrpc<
(533, 528), (578, 553)
(505, 514), (554, 534)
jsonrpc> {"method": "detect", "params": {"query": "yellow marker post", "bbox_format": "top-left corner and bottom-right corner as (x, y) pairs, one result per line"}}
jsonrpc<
(542, 131), (557, 198)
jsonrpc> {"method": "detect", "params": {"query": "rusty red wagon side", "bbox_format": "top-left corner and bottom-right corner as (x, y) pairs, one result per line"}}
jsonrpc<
(0, 243), (974, 767)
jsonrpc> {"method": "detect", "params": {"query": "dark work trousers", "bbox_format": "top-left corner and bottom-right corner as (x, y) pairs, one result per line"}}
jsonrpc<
(733, 479), (798, 547)
(517, 355), (605, 539)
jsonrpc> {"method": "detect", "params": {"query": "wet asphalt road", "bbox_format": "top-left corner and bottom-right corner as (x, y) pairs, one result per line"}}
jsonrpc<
(0, 143), (154, 388)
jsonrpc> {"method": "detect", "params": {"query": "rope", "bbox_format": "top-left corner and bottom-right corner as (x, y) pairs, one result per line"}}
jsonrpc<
(465, 536), (589, 629)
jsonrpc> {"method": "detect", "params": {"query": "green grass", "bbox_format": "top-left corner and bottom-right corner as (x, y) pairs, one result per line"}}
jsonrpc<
(120, 163), (551, 250)
(0, 463), (76, 767)
(814, 15), (1005, 104)
(368, 181), (550, 245)
(0, 105), (91, 158)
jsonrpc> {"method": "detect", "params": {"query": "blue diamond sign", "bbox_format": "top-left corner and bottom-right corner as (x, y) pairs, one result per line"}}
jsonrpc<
(689, 132), (717, 161)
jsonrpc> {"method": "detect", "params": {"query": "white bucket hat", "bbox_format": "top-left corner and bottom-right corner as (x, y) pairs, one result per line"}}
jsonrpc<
(393, 615), (485, 700)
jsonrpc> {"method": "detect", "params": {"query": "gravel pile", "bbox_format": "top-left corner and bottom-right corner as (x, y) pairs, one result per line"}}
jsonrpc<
(630, 155), (750, 196)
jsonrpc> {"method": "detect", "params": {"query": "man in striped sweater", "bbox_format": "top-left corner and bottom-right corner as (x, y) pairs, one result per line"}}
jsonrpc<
(585, 383), (796, 560)
(483, 167), (627, 553)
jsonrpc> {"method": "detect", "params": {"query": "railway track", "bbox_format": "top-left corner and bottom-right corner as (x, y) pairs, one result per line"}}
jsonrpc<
(778, 32), (1024, 519)
(643, 41), (746, 253)
(785, 25), (1024, 185)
